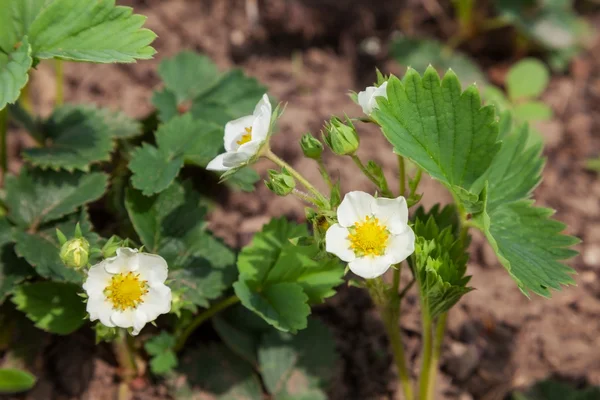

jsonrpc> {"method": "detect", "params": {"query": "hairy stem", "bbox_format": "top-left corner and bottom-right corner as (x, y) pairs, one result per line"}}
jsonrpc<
(114, 329), (137, 384)
(265, 149), (329, 206)
(0, 108), (7, 175)
(398, 155), (406, 196)
(292, 188), (320, 206)
(55, 60), (64, 106)
(427, 313), (448, 399)
(175, 295), (239, 352)
(419, 308), (433, 400)
(317, 158), (334, 189)
(350, 154), (393, 197)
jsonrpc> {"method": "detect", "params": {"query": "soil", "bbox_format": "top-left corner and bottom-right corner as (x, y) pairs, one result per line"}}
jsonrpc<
(4, 1), (600, 399)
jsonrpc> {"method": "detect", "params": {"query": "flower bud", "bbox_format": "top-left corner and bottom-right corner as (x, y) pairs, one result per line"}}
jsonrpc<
(60, 237), (90, 269)
(102, 235), (123, 258)
(300, 133), (323, 160)
(265, 168), (295, 196)
(322, 116), (359, 156)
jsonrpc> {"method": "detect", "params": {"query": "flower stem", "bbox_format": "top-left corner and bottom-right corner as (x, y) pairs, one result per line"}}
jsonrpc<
(175, 295), (239, 352)
(292, 188), (320, 206)
(264, 149), (329, 206)
(317, 158), (334, 190)
(114, 329), (137, 384)
(427, 313), (448, 399)
(350, 154), (393, 198)
(398, 155), (406, 196)
(419, 307), (433, 400)
(0, 107), (7, 175)
(54, 60), (64, 106)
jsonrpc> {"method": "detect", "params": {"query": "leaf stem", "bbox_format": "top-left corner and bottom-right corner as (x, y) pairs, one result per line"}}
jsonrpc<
(350, 154), (393, 197)
(398, 155), (406, 196)
(317, 158), (334, 190)
(419, 309), (433, 400)
(174, 295), (239, 352)
(427, 313), (448, 399)
(0, 108), (7, 176)
(264, 149), (329, 206)
(55, 60), (64, 106)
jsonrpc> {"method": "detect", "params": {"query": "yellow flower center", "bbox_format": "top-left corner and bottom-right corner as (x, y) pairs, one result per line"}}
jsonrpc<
(348, 216), (389, 257)
(236, 127), (253, 146)
(104, 272), (148, 311)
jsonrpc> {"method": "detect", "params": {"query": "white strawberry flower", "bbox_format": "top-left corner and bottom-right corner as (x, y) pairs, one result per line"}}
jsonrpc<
(83, 248), (172, 335)
(357, 81), (388, 115)
(325, 191), (415, 279)
(206, 93), (272, 171)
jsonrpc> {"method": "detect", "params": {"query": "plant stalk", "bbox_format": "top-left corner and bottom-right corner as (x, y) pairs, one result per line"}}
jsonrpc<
(55, 60), (64, 106)
(398, 155), (406, 196)
(114, 329), (137, 384)
(427, 313), (448, 399)
(292, 188), (320, 206)
(264, 149), (329, 206)
(317, 158), (334, 189)
(0, 108), (7, 175)
(174, 295), (239, 352)
(419, 308), (433, 400)
(350, 154), (393, 197)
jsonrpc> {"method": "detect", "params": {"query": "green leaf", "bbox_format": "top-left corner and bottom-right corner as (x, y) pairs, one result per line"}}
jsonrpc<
(472, 124), (578, 297)
(515, 379), (600, 400)
(586, 157), (600, 172)
(5, 169), (108, 229)
(0, 219), (34, 304)
(213, 314), (259, 365)
(129, 114), (222, 195)
(22, 105), (115, 171)
(390, 37), (486, 86)
(176, 344), (262, 400)
(373, 67), (500, 206)
(144, 332), (178, 376)
(0, 368), (36, 394)
(226, 167), (261, 192)
(512, 101), (553, 122)
(0, 37), (32, 110)
(258, 318), (336, 399)
(157, 51), (220, 103)
(506, 58), (550, 101)
(94, 106), (142, 139)
(125, 183), (236, 309)
(233, 280), (310, 334)
(12, 281), (87, 334)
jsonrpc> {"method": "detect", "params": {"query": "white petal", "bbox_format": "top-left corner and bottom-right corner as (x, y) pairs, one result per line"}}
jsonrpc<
(372, 196), (409, 234)
(224, 115), (255, 152)
(136, 253), (169, 284)
(385, 228), (416, 264)
(325, 224), (355, 262)
(348, 255), (393, 279)
(104, 248), (139, 274)
(82, 261), (112, 295)
(206, 153), (230, 171)
(236, 139), (262, 157)
(137, 284), (172, 321)
(371, 82), (388, 111)
(132, 310), (149, 336)
(357, 86), (377, 115)
(110, 309), (136, 329)
(250, 97), (272, 142)
(222, 151), (251, 168)
(86, 295), (115, 327)
(337, 191), (374, 227)
(253, 94), (272, 118)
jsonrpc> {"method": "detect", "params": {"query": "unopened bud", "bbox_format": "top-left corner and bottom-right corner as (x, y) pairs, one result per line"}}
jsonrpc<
(322, 116), (359, 156)
(60, 237), (90, 269)
(300, 133), (323, 160)
(265, 168), (295, 196)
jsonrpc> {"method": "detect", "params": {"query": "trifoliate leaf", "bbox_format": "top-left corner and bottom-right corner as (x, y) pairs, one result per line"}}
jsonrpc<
(0, 0), (155, 68)
(213, 315), (259, 365)
(0, 368), (36, 394)
(128, 114), (222, 195)
(390, 37), (486, 86)
(233, 280), (310, 334)
(157, 51), (220, 103)
(506, 58), (550, 101)
(125, 183), (236, 310)
(144, 332), (178, 376)
(12, 281), (87, 335)
(5, 169), (108, 229)
(0, 36), (32, 110)
(176, 344), (262, 400)
(472, 124), (578, 297)
(0, 219), (34, 304)
(14, 210), (98, 283)
(258, 318), (336, 399)
(373, 67), (500, 207)
(512, 102), (553, 122)
(22, 105), (115, 171)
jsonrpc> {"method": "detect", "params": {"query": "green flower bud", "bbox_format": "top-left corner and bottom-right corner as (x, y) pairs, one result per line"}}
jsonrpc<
(322, 116), (359, 156)
(265, 168), (295, 196)
(300, 133), (323, 159)
(102, 235), (124, 258)
(60, 237), (90, 269)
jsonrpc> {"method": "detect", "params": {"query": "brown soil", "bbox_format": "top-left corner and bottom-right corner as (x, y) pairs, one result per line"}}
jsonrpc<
(6, 1), (600, 399)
